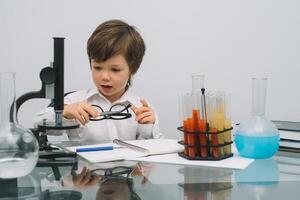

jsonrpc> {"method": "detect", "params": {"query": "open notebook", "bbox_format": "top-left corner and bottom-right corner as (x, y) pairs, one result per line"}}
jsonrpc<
(66, 139), (184, 163)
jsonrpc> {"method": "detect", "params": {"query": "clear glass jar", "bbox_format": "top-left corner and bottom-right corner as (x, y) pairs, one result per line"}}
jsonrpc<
(235, 78), (279, 159)
(0, 72), (39, 178)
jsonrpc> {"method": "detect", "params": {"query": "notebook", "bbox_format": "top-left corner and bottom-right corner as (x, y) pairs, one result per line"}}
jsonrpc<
(272, 120), (300, 141)
(272, 120), (300, 132)
(66, 139), (184, 163)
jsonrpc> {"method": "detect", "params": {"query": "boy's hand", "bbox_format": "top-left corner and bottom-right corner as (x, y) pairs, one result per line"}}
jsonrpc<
(63, 101), (100, 125)
(71, 166), (102, 189)
(131, 163), (154, 185)
(130, 99), (156, 124)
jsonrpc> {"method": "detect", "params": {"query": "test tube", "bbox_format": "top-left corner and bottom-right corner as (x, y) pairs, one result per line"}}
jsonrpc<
(215, 91), (225, 156)
(206, 92), (220, 158)
(191, 74), (205, 94)
(223, 93), (232, 154)
(191, 75), (208, 158)
(197, 88), (207, 158)
(179, 93), (199, 157)
(191, 93), (201, 156)
(190, 94), (201, 158)
(178, 93), (191, 156)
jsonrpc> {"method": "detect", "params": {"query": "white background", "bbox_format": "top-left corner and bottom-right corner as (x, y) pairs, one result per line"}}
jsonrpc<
(1, 0), (299, 139)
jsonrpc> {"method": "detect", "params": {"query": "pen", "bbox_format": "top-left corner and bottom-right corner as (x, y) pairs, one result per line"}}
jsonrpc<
(76, 146), (114, 153)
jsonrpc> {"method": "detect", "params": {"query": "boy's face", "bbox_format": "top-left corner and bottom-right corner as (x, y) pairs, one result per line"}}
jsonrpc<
(91, 54), (130, 103)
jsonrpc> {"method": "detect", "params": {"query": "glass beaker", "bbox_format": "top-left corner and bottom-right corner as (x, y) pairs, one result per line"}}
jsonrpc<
(0, 72), (39, 178)
(235, 78), (279, 159)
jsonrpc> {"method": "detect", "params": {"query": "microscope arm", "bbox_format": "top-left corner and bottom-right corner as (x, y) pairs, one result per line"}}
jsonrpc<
(16, 85), (46, 114)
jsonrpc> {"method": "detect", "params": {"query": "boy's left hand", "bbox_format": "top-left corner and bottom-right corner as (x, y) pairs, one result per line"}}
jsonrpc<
(130, 99), (155, 124)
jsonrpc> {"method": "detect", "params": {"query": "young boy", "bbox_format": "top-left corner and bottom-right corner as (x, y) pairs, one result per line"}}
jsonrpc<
(35, 19), (162, 141)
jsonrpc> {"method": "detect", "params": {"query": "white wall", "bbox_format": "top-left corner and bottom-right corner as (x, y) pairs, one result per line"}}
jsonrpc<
(1, 0), (299, 139)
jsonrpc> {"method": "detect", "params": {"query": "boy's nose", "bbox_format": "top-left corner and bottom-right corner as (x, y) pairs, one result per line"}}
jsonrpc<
(101, 71), (111, 81)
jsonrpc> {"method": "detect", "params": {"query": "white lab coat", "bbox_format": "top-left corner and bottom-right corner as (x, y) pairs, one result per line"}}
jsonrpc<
(34, 87), (162, 142)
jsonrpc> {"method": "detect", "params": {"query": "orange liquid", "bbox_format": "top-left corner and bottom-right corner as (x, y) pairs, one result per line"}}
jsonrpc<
(186, 118), (196, 158)
(183, 120), (189, 155)
(198, 120), (207, 158)
(192, 109), (200, 156)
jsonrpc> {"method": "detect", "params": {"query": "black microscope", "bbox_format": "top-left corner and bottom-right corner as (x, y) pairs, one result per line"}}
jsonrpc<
(0, 37), (83, 200)
(16, 37), (80, 180)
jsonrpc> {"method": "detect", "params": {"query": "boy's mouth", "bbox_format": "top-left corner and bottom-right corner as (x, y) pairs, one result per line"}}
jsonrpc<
(100, 85), (113, 92)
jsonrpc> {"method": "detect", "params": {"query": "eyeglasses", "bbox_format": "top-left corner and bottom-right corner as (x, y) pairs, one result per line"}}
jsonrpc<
(89, 100), (132, 121)
(92, 166), (142, 200)
(91, 166), (133, 178)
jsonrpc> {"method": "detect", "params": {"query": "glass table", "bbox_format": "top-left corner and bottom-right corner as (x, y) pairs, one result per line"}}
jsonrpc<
(1, 143), (300, 200)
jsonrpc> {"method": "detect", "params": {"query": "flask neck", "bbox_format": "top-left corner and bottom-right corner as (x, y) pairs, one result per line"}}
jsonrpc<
(251, 78), (267, 117)
(0, 72), (16, 124)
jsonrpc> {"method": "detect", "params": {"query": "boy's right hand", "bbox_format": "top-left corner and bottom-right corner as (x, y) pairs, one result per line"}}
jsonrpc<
(63, 101), (100, 125)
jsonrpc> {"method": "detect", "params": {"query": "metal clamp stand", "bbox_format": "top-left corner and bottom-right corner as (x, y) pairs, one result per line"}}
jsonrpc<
(15, 37), (80, 180)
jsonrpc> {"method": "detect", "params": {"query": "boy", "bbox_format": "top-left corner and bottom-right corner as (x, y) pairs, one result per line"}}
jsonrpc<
(35, 19), (162, 141)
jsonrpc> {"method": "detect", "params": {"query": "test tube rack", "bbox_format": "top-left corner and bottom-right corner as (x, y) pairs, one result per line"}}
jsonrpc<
(177, 126), (234, 161)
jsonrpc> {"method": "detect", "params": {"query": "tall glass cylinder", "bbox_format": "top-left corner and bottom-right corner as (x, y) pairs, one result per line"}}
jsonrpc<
(235, 78), (279, 159)
(251, 78), (267, 117)
(191, 75), (205, 94)
(0, 72), (39, 178)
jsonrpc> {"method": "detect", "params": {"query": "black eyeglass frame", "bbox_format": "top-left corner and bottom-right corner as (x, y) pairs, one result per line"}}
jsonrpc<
(91, 166), (133, 177)
(89, 100), (132, 121)
(91, 166), (142, 200)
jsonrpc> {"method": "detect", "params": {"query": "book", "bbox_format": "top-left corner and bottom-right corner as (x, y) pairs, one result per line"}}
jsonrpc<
(272, 120), (300, 142)
(65, 139), (184, 163)
(279, 140), (300, 153)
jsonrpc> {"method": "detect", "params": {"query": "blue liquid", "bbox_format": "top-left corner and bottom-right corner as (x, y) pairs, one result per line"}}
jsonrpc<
(235, 133), (279, 159)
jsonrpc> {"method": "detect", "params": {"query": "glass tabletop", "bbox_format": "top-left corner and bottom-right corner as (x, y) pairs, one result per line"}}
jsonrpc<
(1, 145), (300, 200)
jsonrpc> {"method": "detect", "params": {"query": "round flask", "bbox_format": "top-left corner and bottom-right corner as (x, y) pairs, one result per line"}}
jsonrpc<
(0, 72), (39, 178)
(235, 78), (279, 159)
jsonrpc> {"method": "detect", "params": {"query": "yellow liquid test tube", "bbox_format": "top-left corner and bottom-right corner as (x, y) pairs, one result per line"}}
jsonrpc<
(224, 92), (232, 155)
(214, 92), (226, 156)
(213, 112), (225, 156)
(224, 119), (232, 154)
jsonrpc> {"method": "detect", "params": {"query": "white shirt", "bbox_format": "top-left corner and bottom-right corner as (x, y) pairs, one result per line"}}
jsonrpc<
(34, 88), (162, 142)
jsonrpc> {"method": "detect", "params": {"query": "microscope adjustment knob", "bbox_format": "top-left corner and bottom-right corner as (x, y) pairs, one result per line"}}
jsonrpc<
(40, 67), (57, 84)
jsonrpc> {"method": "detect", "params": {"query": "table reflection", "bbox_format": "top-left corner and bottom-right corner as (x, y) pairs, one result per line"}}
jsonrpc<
(235, 159), (279, 200)
(179, 166), (233, 200)
(63, 162), (154, 200)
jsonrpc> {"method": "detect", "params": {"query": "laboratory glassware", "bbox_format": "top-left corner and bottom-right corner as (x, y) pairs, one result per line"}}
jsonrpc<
(235, 78), (279, 159)
(0, 72), (39, 178)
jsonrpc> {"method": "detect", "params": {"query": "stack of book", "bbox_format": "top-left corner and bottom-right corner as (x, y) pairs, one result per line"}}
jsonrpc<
(272, 120), (300, 153)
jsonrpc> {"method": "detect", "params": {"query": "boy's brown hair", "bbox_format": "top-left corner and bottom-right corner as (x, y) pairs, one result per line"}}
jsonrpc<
(87, 19), (146, 86)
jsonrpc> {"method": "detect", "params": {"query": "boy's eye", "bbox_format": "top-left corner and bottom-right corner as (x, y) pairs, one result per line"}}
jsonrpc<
(112, 68), (121, 72)
(93, 66), (102, 71)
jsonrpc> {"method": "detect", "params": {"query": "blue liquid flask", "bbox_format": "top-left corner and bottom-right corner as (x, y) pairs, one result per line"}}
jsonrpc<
(235, 78), (279, 159)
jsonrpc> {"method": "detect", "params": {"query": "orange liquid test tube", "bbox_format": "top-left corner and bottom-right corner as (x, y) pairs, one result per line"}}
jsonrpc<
(187, 118), (196, 158)
(183, 119), (189, 155)
(210, 127), (220, 158)
(192, 109), (200, 157)
(198, 120), (207, 158)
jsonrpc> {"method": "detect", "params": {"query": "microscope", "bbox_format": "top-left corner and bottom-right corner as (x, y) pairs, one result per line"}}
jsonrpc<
(0, 37), (83, 200)
(16, 37), (80, 180)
